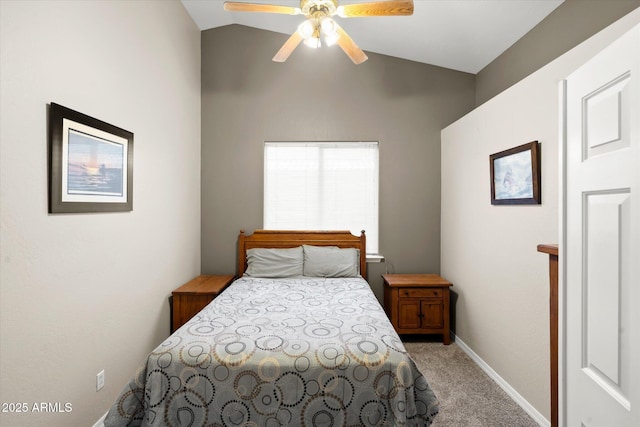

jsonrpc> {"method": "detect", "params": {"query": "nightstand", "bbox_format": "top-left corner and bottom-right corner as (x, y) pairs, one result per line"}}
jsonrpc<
(382, 274), (453, 344)
(171, 275), (234, 332)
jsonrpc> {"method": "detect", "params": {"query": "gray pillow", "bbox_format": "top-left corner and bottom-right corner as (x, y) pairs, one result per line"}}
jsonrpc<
(302, 245), (359, 277)
(245, 246), (303, 277)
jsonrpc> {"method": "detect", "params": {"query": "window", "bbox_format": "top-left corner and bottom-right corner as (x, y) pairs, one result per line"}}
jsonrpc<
(264, 142), (379, 254)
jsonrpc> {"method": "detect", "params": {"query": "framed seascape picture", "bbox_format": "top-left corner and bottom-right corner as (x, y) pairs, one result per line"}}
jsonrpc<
(490, 141), (541, 205)
(48, 103), (133, 213)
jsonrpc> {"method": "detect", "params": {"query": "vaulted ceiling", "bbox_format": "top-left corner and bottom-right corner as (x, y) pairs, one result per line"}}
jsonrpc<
(181, 0), (564, 73)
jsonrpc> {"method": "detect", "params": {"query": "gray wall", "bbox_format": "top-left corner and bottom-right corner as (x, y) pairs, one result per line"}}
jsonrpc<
(201, 25), (475, 299)
(476, 0), (640, 105)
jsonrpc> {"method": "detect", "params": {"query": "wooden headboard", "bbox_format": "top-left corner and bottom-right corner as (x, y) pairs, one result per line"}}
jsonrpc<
(237, 230), (367, 279)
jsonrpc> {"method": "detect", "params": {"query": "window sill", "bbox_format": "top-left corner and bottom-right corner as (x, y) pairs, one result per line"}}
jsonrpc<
(366, 254), (385, 263)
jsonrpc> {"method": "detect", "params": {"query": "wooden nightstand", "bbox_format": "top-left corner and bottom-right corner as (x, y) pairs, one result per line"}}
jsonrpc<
(171, 275), (234, 332)
(382, 274), (453, 344)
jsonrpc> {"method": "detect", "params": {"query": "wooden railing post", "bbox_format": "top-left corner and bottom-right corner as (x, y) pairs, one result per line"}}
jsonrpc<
(538, 244), (558, 427)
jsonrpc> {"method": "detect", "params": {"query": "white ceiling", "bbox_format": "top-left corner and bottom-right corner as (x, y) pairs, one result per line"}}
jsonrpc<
(181, 0), (564, 73)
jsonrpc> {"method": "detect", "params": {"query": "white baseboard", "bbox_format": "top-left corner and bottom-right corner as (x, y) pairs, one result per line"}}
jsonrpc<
(452, 333), (551, 427)
(92, 411), (108, 427)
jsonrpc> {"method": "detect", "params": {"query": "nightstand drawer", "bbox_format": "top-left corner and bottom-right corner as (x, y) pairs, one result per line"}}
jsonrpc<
(400, 288), (441, 298)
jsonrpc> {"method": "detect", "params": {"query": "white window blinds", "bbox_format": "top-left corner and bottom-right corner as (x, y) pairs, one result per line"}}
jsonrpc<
(264, 142), (379, 254)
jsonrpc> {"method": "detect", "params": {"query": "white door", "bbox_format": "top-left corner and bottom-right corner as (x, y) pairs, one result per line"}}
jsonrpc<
(563, 24), (639, 426)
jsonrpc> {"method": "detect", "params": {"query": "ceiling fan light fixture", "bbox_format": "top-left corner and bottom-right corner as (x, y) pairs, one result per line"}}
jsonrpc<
(320, 17), (338, 46)
(324, 33), (339, 47)
(298, 17), (333, 49)
(320, 17), (336, 35)
(303, 37), (322, 49)
(297, 19), (315, 39)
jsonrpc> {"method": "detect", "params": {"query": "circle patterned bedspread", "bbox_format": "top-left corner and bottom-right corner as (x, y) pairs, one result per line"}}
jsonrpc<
(105, 276), (439, 427)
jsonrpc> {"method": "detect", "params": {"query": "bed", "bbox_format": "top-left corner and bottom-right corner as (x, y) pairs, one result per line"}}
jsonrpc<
(105, 230), (439, 426)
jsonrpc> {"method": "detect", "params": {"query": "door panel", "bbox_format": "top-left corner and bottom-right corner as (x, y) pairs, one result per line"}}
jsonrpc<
(398, 300), (421, 329)
(583, 72), (630, 159)
(421, 300), (443, 328)
(584, 191), (631, 409)
(564, 24), (639, 426)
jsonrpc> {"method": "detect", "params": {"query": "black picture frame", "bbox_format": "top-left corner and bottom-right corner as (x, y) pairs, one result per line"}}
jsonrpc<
(48, 103), (133, 213)
(490, 141), (541, 205)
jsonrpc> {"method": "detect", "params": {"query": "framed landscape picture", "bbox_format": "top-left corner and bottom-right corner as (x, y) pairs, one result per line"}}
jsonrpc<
(48, 103), (133, 213)
(490, 141), (541, 205)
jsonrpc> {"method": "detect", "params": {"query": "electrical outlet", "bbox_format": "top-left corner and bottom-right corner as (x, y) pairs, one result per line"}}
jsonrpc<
(96, 370), (105, 391)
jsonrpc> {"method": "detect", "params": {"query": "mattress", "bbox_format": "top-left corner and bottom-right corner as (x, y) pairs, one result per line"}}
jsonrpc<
(104, 276), (439, 426)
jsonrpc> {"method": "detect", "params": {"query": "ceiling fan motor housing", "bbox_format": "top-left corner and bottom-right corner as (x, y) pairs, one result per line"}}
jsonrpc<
(300, 0), (338, 17)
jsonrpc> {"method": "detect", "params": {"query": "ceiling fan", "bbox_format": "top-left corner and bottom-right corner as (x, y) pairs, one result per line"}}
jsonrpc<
(223, 0), (414, 64)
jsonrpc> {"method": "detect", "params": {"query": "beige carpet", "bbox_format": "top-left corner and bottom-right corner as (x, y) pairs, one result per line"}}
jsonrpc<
(404, 340), (540, 427)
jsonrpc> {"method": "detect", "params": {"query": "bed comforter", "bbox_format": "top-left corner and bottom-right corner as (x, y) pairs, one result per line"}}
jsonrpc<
(104, 276), (439, 426)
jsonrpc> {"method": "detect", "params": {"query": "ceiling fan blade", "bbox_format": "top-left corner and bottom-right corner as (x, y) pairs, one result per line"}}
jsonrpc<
(335, 24), (368, 64)
(273, 31), (304, 62)
(337, 0), (413, 17)
(223, 1), (300, 15)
